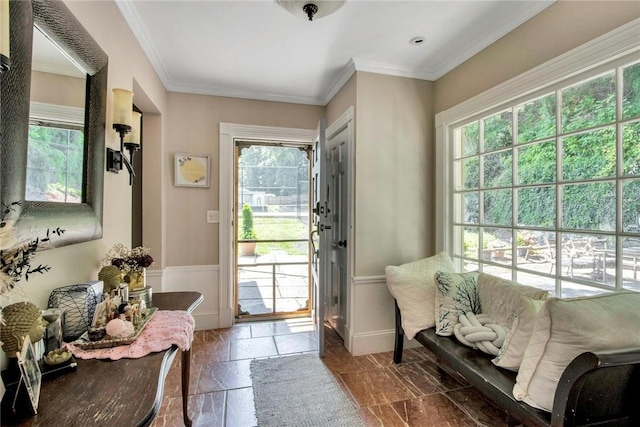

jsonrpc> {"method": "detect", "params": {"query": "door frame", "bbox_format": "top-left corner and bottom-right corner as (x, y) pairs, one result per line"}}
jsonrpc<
(219, 123), (316, 327)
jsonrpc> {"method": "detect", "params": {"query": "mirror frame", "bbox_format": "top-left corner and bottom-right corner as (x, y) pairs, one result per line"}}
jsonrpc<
(1, 0), (107, 248)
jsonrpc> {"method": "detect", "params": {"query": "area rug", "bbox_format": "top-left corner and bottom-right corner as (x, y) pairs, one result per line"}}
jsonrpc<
(250, 354), (364, 427)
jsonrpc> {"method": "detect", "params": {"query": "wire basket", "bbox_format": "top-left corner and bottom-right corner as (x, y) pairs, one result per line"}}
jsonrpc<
(47, 284), (99, 341)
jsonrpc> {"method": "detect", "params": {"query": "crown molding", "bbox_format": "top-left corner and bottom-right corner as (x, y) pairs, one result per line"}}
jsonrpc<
(115, 0), (173, 89)
(352, 58), (434, 80)
(321, 59), (357, 105)
(166, 81), (326, 106)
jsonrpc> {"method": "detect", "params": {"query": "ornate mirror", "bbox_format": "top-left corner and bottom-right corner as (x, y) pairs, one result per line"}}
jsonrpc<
(1, 0), (107, 247)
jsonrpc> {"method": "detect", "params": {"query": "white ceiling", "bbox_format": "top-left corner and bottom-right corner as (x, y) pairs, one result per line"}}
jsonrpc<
(115, 0), (555, 106)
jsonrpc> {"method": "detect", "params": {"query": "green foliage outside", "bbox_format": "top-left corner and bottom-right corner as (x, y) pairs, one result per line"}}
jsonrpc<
(460, 62), (640, 234)
(237, 216), (308, 256)
(238, 145), (309, 197)
(240, 204), (256, 240)
(27, 124), (83, 202)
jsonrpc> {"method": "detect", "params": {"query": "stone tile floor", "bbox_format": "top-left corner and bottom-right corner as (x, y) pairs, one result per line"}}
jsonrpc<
(151, 318), (519, 427)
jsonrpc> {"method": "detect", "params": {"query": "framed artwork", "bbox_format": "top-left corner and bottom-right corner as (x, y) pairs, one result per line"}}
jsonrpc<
(175, 153), (210, 187)
(17, 338), (41, 414)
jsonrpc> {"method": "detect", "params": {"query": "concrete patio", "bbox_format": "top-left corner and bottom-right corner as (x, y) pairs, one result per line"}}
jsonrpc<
(237, 253), (310, 317)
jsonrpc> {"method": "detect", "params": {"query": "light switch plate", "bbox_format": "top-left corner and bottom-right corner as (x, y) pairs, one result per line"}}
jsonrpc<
(207, 210), (219, 223)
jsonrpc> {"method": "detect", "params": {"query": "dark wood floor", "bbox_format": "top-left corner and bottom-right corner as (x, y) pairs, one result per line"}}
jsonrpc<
(151, 319), (519, 427)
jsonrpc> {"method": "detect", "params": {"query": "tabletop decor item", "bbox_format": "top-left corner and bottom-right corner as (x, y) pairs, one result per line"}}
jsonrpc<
(0, 302), (46, 358)
(97, 265), (123, 293)
(66, 308), (195, 361)
(100, 244), (154, 291)
(73, 307), (158, 350)
(16, 338), (41, 415)
(47, 284), (100, 342)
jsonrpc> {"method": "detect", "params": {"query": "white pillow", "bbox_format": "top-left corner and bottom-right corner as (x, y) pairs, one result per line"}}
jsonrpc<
(476, 273), (549, 327)
(493, 298), (545, 371)
(385, 252), (455, 340)
(434, 271), (480, 336)
(475, 273), (549, 371)
(513, 291), (640, 412)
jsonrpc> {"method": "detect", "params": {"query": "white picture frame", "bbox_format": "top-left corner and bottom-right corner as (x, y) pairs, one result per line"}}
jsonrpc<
(17, 338), (41, 414)
(174, 153), (210, 188)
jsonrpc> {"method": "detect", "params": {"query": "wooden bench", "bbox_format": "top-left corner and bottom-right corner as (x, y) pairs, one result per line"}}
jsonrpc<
(393, 301), (640, 426)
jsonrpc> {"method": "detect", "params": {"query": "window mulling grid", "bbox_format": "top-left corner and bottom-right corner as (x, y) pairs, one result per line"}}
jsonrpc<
(450, 59), (640, 294)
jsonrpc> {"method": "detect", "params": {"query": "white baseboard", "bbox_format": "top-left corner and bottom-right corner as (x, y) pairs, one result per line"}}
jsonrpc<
(349, 328), (425, 356)
(193, 311), (219, 330)
(350, 329), (395, 356)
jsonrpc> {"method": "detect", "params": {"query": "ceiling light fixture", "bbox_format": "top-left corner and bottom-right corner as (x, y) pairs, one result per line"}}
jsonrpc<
(276, 0), (345, 22)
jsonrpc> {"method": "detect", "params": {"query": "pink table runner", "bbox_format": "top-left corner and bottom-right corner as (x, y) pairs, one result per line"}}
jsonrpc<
(66, 310), (195, 360)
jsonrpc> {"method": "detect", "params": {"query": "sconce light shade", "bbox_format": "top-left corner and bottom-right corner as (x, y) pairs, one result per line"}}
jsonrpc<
(112, 88), (133, 127)
(275, 0), (345, 21)
(124, 111), (141, 146)
(108, 88), (139, 185)
(0, 0), (10, 72)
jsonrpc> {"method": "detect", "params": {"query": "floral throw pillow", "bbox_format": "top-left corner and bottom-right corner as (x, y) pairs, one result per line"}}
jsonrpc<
(434, 271), (480, 336)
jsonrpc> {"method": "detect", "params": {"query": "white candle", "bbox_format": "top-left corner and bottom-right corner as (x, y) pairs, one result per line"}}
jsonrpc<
(112, 88), (133, 127)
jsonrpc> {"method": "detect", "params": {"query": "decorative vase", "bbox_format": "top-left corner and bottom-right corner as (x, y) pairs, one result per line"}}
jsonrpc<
(127, 268), (146, 291)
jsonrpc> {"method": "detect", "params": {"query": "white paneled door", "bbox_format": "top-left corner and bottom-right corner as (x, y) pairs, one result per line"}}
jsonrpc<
(326, 125), (349, 340)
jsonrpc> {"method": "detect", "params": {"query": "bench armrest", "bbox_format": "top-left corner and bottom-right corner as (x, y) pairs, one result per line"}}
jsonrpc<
(552, 348), (640, 426)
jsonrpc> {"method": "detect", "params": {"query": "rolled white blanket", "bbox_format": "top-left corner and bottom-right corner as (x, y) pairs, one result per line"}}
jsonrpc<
(453, 312), (508, 356)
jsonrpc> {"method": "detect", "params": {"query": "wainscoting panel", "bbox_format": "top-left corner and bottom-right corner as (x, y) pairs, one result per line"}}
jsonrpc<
(350, 275), (395, 355)
(350, 275), (424, 355)
(161, 265), (220, 330)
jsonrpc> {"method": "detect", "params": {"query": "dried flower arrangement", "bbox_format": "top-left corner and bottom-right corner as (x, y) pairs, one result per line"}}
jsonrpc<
(1, 201), (65, 296)
(100, 243), (154, 275)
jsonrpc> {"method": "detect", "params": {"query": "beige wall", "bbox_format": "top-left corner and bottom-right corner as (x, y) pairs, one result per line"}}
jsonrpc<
(31, 71), (85, 107)
(327, 73), (357, 126)
(164, 92), (323, 267)
(434, 0), (640, 113)
(354, 72), (434, 277)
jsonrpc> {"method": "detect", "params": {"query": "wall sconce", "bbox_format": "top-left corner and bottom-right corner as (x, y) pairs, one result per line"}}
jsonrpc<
(106, 88), (141, 185)
(1, 0), (10, 73)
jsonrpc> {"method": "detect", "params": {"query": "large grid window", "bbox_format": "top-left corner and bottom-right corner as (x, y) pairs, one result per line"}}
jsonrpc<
(450, 59), (640, 297)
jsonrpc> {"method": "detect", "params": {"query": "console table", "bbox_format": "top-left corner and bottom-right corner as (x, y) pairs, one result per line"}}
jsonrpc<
(2, 291), (203, 427)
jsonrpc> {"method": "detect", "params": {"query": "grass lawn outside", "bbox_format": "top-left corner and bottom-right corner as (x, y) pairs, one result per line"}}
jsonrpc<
(238, 216), (310, 256)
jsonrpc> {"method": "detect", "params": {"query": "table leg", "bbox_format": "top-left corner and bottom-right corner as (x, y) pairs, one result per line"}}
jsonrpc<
(181, 349), (192, 427)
